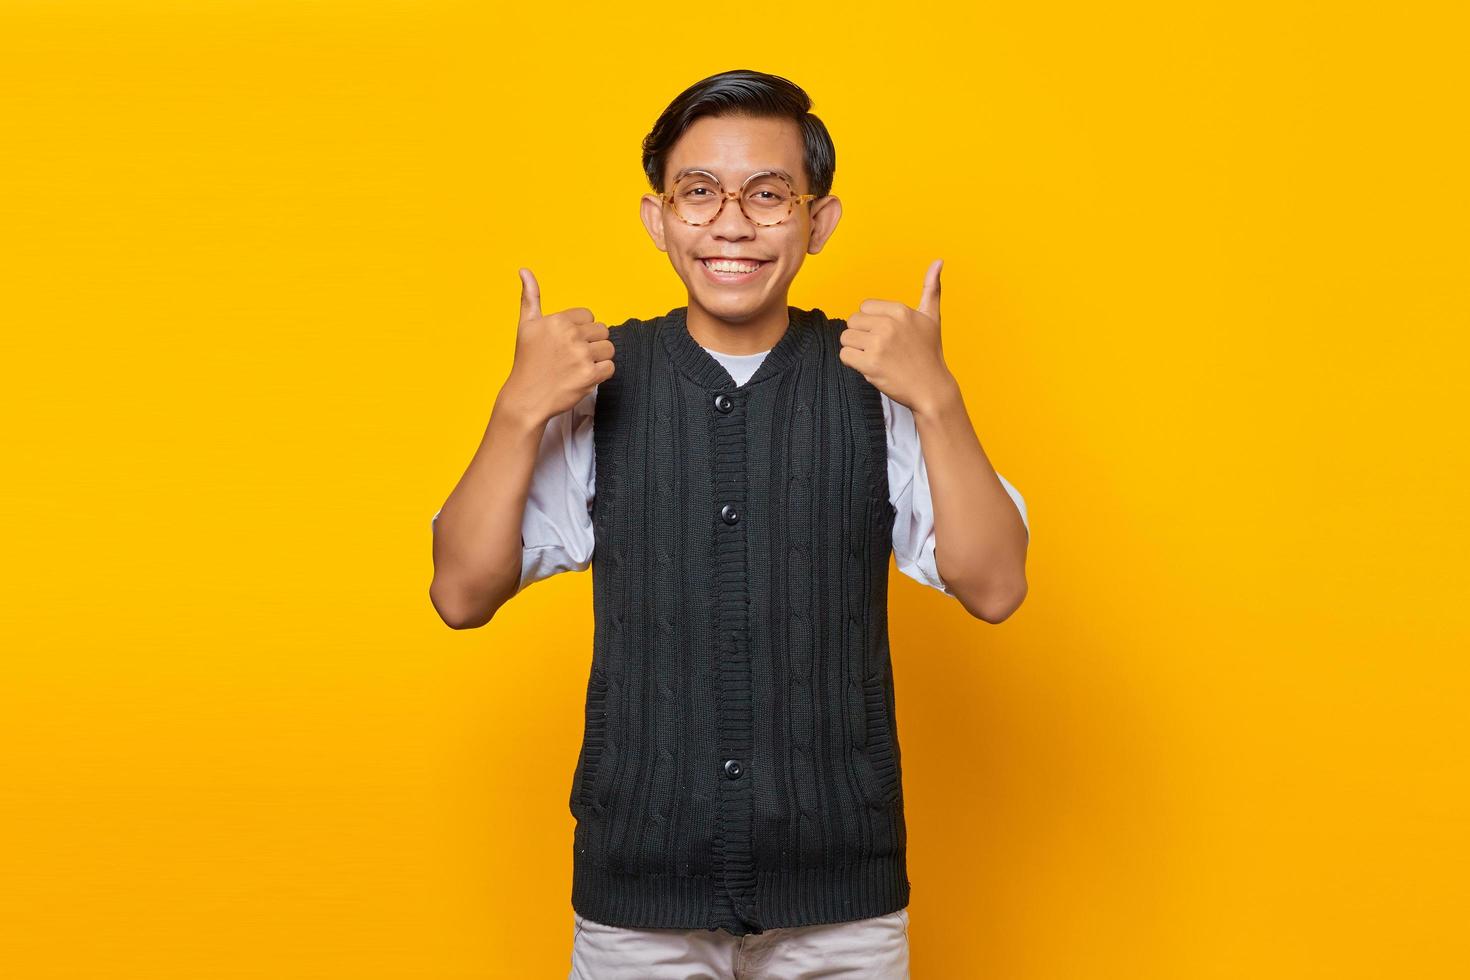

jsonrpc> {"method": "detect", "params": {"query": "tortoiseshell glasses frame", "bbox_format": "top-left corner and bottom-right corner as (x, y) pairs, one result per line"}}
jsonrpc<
(659, 170), (820, 227)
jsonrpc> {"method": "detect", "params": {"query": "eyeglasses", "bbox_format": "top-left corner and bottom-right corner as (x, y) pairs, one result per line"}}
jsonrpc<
(660, 170), (819, 227)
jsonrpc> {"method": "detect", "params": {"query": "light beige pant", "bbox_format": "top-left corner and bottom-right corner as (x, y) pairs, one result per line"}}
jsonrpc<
(568, 906), (910, 979)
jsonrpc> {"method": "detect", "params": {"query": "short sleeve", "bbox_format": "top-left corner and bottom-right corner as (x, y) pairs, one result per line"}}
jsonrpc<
(517, 388), (597, 592)
(886, 394), (956, 597)
(432, 388), (598, 594)
(885, 393), (1029, 598)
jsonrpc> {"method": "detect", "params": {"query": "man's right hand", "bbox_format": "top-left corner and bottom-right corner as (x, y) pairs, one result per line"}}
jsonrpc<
(497, 267), (615, 424)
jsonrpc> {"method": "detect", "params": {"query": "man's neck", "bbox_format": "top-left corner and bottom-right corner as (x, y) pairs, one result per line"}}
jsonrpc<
(686, 296), (791, 355)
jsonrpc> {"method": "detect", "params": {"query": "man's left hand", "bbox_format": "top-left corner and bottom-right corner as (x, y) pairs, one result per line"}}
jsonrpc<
(839, 258), (956, 414)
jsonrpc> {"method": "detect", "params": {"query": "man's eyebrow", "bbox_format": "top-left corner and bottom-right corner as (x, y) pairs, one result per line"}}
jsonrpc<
(673, 166), (798, 185)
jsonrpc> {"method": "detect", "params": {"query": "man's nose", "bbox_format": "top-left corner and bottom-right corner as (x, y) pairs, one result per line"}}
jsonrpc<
(710, 193), (757, 239)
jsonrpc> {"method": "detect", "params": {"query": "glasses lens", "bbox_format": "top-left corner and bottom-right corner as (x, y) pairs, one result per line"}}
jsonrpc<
(671, 174), (723, 224)
(670, 172), (798, 225)
(743, 174), (794, 226)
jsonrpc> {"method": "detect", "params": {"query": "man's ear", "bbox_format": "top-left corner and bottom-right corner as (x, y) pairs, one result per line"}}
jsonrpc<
(806, 195), (842, 254)
(640, 194), (668, 252)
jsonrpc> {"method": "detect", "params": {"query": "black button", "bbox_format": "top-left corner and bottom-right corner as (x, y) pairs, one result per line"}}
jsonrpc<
(721, 504), (740, 525)
(723, 759), (744, 779)
(713, 393), (733, 413)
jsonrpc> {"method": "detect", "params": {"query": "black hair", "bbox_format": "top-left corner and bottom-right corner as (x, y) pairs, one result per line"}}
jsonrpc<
(641, 69), (836, 198)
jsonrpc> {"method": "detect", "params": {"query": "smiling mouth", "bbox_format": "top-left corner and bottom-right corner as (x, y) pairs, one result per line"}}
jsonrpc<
(700, 258), (771, 283)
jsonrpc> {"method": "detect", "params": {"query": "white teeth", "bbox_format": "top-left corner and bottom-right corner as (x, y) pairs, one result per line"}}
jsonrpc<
(704, 259), (761, 274)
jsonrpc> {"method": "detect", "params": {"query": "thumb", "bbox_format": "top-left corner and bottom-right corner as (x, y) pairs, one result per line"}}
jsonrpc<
(918, 258), (942, 324)
(518, 267), (542, 323)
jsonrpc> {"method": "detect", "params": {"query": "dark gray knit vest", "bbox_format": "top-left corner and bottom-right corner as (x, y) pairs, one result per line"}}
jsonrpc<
(568, 304), (908, 936)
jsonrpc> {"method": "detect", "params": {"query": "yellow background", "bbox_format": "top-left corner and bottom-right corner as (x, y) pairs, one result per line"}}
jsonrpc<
(3, 1), (1466, 976)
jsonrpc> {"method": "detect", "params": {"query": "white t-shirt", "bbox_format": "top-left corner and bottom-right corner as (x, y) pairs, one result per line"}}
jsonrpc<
(436, 345), (1028, 598)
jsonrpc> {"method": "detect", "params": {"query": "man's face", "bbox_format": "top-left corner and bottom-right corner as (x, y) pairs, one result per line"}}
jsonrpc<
(640, 113), (841, 325)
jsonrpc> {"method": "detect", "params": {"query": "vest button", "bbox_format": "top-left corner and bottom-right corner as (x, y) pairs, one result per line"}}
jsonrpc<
(723, 758), (744, 779)
(713, 393), (733, 413)
(720, 504), (740, 525)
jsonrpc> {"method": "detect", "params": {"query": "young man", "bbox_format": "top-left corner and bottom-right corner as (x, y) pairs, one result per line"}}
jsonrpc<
(431, 69), (1029, 979)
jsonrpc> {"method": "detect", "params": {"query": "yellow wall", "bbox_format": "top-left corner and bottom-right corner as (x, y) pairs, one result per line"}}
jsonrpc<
(3, 1), (1465, 976)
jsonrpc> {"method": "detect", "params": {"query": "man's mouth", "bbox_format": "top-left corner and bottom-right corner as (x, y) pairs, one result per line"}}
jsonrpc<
(699, 257), (771, 283)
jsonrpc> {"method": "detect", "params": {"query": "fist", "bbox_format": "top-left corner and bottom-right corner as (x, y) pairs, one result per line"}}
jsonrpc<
(499, 267), (616, 424)
(839, 258), (953, 413)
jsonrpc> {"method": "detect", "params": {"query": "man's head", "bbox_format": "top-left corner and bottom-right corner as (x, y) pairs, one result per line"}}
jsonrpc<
(639, 69), (842, 326)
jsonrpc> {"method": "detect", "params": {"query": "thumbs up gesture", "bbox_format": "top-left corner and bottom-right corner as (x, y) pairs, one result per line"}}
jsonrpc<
(839, 259), (954, 414)
(498, 267), (616, 425)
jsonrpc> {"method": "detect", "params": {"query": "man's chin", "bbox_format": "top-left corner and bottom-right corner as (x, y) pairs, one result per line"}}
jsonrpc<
(691, 288), (774, 323)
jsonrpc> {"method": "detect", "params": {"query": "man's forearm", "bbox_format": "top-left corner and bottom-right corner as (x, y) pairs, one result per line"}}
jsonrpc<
(911, 378), (1029, 623)
(429, 394), (547, 629)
